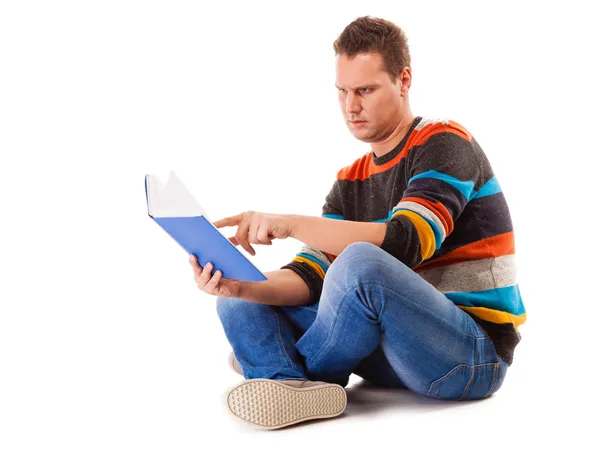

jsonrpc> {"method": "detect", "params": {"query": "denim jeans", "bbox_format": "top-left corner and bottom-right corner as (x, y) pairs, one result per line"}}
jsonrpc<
(216, 242), (507, 400)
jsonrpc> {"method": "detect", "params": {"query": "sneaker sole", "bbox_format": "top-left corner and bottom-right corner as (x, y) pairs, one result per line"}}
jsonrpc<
(227, 378), (347, 429)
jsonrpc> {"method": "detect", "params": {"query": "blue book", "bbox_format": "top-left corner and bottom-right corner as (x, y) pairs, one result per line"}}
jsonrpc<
(145, 171), (267, 282)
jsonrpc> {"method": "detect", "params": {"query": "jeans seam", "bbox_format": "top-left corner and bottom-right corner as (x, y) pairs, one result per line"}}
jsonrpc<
(462, 325), (477, 400)
(271, 307), (294, 369)
(485, 362), (499, 397)
(460, 366), (476, 400)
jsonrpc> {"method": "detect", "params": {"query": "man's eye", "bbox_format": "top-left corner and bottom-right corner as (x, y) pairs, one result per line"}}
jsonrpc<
(338, 88), (346, 93)
(360, 88), (371, 93)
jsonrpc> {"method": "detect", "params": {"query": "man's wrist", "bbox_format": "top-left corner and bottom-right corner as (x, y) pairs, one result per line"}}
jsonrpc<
(236, 280), (249, 300)
(287, 214), (302, 239)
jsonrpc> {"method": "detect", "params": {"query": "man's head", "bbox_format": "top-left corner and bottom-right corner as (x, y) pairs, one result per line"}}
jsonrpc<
(334, 16), (412, 143)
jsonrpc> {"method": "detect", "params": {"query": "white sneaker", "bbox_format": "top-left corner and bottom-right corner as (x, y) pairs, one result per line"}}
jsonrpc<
(226, 378), (347, 429)
(228, 352), (243, 377)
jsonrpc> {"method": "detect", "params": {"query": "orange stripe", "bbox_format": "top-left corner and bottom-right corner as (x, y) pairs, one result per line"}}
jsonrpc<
(337, 121), (472, 182)
(457, 306), (527, 328)
(415, 232), (515, 272)
(324, 251), (337, 263)
(294, 256), (326, 279)
(393, 210), (436, 260)
(401, 196), (453, 235)
(337, 154), (373, 182)
(410, 121), (472, 150)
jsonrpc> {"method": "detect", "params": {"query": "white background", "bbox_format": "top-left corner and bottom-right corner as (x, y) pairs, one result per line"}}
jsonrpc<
(1, 0), (598, 448)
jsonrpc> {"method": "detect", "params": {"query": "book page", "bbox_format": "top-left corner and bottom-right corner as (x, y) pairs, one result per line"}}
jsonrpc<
(146, 171), (263, 274)
(146, 171), (210, 220)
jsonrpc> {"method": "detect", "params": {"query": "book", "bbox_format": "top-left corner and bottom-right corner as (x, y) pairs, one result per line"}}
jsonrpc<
(145, 171), (267, 282)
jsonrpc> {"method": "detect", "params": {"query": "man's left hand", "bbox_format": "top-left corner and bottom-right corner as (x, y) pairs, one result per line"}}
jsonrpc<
(213, 211), (294, 256)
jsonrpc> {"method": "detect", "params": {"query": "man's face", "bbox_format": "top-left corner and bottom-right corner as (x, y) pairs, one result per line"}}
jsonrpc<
(335, 52), (406, 143)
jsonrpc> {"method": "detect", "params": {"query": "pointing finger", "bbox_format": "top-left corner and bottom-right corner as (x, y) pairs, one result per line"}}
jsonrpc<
(213, 214), (243, 229)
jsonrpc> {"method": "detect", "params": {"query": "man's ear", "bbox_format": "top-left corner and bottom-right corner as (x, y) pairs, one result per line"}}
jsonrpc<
(398, 67), (412, 96)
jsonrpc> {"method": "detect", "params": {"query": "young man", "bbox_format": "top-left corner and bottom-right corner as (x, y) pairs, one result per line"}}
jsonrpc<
(189, 16), (526, 430)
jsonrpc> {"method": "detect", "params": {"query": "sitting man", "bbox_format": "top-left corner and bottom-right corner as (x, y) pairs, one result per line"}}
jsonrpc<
(189, 15), (526, 430)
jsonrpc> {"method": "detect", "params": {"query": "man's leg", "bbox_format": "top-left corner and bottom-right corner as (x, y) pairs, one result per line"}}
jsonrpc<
(217, 295), (407, 389)
(216, 297), (347, 430)
(216, 297), (308, 380)
(279, 303), (408, 389)
(295, 242), (508, 400)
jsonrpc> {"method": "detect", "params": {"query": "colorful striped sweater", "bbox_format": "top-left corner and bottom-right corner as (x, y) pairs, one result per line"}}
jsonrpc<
(281, 116), (526, 366)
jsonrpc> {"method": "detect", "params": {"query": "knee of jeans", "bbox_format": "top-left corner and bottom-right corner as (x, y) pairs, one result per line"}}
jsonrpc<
(337, 241), (380, 262)
(327, 241), (400, 288)
(328, 242), (382, 277)
(215, 296), (245, 321)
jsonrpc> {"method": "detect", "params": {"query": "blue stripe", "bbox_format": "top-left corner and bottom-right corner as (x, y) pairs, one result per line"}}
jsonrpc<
(473, 176), (502, 199)
(393, 207), (443, 249)
(296, 253), (329, 273)
(327, 213), (388, 224)
(409, 170), (476, 201)
(444, 285), (526, 316)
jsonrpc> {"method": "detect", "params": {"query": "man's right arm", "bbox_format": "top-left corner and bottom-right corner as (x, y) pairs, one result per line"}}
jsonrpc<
(258, 177), (343, 307)
(231, 177), (344, 307)
(238, 268), (310, 306)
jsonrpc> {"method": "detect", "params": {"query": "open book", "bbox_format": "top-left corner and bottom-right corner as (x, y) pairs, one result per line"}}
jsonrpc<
(145, 171), (267, 282)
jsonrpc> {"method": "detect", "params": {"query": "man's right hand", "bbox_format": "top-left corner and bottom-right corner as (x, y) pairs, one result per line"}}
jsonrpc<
(189, 254), (244, 299)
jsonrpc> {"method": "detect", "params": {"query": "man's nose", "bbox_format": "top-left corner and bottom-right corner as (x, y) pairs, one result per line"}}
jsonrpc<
(346, 92), (361, 114)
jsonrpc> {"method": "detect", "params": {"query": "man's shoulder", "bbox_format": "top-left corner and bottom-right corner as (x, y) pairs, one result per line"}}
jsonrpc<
(335, 152), (372, 182)
(413, 116), (472, 144)
(333, 117), (474, 182)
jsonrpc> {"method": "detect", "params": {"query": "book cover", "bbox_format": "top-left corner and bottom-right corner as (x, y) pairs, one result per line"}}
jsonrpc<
(145, 171), (267, 282)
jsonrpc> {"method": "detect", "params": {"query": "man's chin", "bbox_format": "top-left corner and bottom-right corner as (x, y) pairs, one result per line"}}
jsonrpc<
(349, 128), (375, 142)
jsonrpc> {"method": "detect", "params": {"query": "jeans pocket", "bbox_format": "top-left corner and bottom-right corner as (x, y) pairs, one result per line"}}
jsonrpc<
(427, 361), (506, 400)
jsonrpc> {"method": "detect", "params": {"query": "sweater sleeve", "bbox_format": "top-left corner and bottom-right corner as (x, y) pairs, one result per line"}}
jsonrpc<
(381, 125), (482, 268)
(280, 179), (343, 304)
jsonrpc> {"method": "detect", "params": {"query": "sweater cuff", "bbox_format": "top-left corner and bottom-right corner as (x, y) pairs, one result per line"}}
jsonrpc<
(280, 261), (324, 305)
(380, 217), (423, 268)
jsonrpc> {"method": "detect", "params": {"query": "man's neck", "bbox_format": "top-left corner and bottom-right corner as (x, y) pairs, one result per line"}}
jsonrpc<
(370, 111), (416, 159)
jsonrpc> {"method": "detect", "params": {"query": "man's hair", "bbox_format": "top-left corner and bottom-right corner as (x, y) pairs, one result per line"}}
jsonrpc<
(333, 16), (411, 81)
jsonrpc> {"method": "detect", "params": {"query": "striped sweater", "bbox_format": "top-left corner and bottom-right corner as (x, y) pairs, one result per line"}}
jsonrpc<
(281, 116), (526, 366)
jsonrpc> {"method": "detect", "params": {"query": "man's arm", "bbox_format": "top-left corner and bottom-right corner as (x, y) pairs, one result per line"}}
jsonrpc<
(276, 178), (346, 306)
(285, 122), (484, 268)
(189, 254), (310, 306)
(238, 268), (310, 306)
(289, 215), (386, 257)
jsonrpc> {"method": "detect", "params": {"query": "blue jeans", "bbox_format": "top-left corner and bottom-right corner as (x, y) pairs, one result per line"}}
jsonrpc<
(216, 242), (507, 400)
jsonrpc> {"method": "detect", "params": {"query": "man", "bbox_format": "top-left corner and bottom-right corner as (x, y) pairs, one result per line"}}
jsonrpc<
(189, 16), (526, 430)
